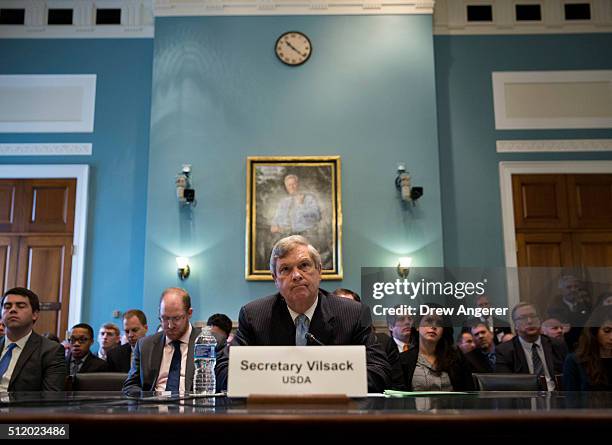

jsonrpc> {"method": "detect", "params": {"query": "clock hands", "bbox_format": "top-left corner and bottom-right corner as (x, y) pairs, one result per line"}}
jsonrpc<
(285, 40), (305, 58)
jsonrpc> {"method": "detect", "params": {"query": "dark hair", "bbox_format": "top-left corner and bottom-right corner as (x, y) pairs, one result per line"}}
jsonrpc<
(123, 309), (147, 326)
(575, 305), (612, 387)
(160, 287), (191, 312)
(417, 303), (459, 372)
(71, 323), (94, 340)
(1, 287), (40, 313)
(207, 313), (232, 337)
(332, 288), (361, 302)
(456, 330), (473, 344)
(42, 332), (61, 343)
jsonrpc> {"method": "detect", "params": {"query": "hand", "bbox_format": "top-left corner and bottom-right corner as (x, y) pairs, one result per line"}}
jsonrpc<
(285, 41), (304, 57)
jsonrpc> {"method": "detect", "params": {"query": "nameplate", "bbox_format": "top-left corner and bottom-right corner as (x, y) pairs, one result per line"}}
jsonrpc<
(227, 346), (367, 397)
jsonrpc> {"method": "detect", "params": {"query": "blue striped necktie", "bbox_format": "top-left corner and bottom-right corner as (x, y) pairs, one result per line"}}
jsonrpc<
(295, 314), (309, 346)
(165, 340), (182, 392)
(0, 343), (17, 379)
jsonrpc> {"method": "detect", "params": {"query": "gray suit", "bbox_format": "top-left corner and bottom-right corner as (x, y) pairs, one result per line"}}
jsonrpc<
(122, 326), (200, 396)
(0, 332), (67, 391)
(216, 290), (391, 393)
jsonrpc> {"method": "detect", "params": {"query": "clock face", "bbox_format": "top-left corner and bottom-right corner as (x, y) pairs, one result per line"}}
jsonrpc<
(275, 32), (312, 66)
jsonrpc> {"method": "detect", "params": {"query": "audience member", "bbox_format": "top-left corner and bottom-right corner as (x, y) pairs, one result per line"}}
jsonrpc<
(215, 235), (390, 393)
(563, 305), (612, 390)
(595, 292), (612, 309)
(0, 287), (66, 391)
(496, 302), (567, 390)
(123, 288), (200, 395)
(332, 288), (361, 302)
(67, 323), (108, 375)
(97, 323), (121, 360)
(547, 275), (592, 351)
(206, 313), (232, 349)
(541, 318), (565, 340)
(456, 331), (476, 354)
(463, 295), (511, 344)
(394, 304), (473, 391)
(464, 322), (496, 373)
(387, 311), (416, 354)
(0, 320), (5, 336)
(107, 309), (148, 373)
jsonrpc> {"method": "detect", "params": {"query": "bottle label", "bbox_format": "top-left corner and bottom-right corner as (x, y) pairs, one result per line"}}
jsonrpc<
(194, 344), (216, 359)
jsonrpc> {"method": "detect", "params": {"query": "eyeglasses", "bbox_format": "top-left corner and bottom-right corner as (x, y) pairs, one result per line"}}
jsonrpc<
(69, 337), (91, 344)
(514, 314), (540, 322)
(159, 314), (187, 325)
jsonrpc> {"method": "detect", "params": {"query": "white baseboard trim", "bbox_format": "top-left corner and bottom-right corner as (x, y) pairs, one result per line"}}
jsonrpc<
(497, 139), (612, 153)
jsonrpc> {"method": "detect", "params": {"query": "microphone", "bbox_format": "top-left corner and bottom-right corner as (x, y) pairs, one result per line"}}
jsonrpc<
(305, 332), (325, 346)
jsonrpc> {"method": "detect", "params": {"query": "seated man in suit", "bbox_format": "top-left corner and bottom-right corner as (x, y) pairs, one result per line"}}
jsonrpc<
(206, 313), (232, 351)
(107, 309), (148, 372)
(67, 323), (108, 375)
(463, 295), (511, 344)
(123, 288), (199, 396)
(496, 302), (567, 390)
(216, 235), (390, 393)
(0, 287), (67, 391)
(464, 322), (496, 373)
(97, 323), (121, 361)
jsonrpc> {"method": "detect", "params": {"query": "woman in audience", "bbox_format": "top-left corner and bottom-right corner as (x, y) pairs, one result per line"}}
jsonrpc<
(563, 305), (612, 390)
(393, 303), (474, 391)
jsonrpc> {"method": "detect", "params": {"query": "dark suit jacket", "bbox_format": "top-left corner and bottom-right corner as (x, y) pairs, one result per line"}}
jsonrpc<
(463, 316), (512, 345)
(495, 335), (567, 376)
(393, 343), (475, 391)
(1, 331), (67, 391)
(66, 352), (109, 373)
(216, 290), (391, 393)
(464, 348), (495, 373)
(106, 343), (132, 373)
(123, 326), (200, 396)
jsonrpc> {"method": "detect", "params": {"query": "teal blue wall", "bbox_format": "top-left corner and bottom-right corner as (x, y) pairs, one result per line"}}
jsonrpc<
(144, 15), (444, 322)
(0, 39), (154, 342)
(435, 33), (612, 268)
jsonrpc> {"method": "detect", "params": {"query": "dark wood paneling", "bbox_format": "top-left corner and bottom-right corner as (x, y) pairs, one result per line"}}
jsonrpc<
(0, 235), (18, 293)
(572, 232), (612, 267)
(513, 174), (569, 229)
(0, 180), (22, 232)
(23, 179), (76, 233)
(567, 174), (612, 229)
(516, 232), (573, 267)
(17, 236), (72, 337)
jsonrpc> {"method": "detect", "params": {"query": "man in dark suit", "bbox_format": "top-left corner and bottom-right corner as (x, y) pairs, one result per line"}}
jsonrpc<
(0, 287), (67, 391)
(123, 288), (200, 396)
(496, 302), (567, 390)
(216, 235), (391, 393)
(463, 295), (511, 344)
(66, 323), (108, 375)
(464, 322), (496, 373)
(107, 309), (148, 372)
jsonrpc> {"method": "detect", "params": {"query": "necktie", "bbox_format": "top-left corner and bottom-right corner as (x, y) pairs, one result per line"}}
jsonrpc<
(531, 343), (544, 377)
(402, 344), (409, 353)
(70, 358), (82, 376)
(0, 343), (17, 379)
(295, 314), (309, 346)
(486, 352), (496, 371)
(165, 340), (182, 392)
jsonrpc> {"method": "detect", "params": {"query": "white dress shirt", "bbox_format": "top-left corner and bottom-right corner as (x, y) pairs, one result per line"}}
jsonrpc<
(393, 337), (410, 353)
(0, 330), (33, 392)
(286, 297), (318, 324)
(518, 335), (555, 391)
(155, 324), (193, 393)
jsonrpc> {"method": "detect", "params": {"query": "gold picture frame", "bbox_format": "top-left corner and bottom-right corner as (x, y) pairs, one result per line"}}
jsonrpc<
(246, 156), (343, 281)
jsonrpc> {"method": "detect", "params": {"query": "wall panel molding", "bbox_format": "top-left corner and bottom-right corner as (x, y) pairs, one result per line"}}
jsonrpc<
(497, 139), (612, 152)
(0, 143), (92, 156)
(434, 0), (612, 35)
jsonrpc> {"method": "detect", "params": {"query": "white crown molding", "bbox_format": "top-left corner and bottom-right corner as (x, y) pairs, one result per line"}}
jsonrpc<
(434, 0), (612, 35)
(0, 143), (92, 155)
(497, 139), (612, 153)
(154, 0), (435, 16)
(0, 0), (154, 38)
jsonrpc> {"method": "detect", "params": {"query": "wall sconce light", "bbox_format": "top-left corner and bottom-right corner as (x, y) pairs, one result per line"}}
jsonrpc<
(176, 257), (190, 280)
(397, 257), (412, 278)
(395, 163), (423, 204)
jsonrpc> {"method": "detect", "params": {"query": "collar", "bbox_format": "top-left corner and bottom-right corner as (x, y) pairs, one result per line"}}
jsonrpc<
(165, 323), (192, 347)
(393, 337), (408, 349)
(71, 351), (90, 364)
(3, 330), (33, 352)
(286, 296), (319, 323)
(518, 334), (542, 349)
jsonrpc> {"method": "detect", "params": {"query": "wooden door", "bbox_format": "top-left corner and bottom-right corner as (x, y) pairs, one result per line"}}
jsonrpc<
(0, 178), (76, 338)
(16, 236), (73, 337)
(513, 174), (569, 229)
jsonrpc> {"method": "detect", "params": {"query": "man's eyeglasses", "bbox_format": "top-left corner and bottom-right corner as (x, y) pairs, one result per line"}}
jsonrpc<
(514, 314), (540, 323)
(159, 314), (187, 325)
(69, 337), (91, 344)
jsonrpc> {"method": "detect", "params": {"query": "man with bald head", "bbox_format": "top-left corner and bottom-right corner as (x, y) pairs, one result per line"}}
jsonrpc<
(216, 235), (390, 392)
(123, 288), (200, 395)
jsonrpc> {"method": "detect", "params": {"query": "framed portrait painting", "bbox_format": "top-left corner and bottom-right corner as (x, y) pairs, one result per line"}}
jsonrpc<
(246, 156), (342, 280)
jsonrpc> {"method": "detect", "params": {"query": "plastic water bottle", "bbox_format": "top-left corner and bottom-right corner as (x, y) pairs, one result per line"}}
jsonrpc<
(193, 326), (217, 395)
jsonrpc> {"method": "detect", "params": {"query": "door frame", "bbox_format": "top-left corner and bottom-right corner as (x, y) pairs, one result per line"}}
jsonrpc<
(0, 164), (89, 330)
(499, 160), (612, 308)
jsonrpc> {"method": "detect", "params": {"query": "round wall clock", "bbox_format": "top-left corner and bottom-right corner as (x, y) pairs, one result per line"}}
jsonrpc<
(275, 31), (312, 66)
